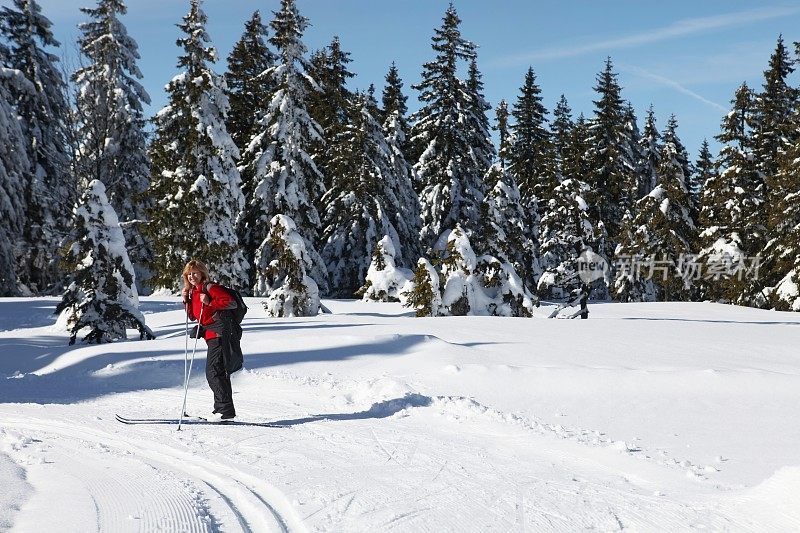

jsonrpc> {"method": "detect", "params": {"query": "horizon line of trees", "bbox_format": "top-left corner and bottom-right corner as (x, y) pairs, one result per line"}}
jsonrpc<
(1, 0), (798, 340)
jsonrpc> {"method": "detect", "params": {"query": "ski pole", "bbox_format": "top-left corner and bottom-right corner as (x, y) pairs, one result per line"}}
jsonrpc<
(178, 303), (204, 431)
(183, 301), (189, 389)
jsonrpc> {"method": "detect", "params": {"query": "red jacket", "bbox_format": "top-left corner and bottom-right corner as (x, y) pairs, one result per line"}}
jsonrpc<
(186, 283), (235, 340)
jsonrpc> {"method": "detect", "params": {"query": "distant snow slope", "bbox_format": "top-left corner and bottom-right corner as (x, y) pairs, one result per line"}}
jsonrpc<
(1, 297), (799, 532)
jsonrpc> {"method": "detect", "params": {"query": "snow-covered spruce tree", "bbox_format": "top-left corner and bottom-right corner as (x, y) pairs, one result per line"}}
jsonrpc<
(238, 0), (328, 295)
(401, 257), (442, 317)
(0, 0), (73, 294)
(381, 66), (422, 268)
(509, 66), (556, 211)
(637, 106), (661, 199)
(550, 94), (573, 179)
(561, 113), (591, 184)
(474, 163), (537, 286)
(55, 180), (154, 345)
(356, 235), (413, 303)
(0, 56), (31, 296)
(757, 36), (798, 307)
(537, 177), (596, 299)
(225, 10), (276, 153)
(614, 142), (696, 302)
(763, 118), (800, 311)
(693, 139), (715, 201)
(662, 115), (697, 220)
(146, 0), (247, 291)
(584, 58), (637, 258)
(495, 99), (512, 169)
(755, 36), (795, 208)
(696, 83), (763, 304)
(410, 4), (485, 249)
(321, 92), (413, 297)
(464, 58), (495, 184)
(622, 103), (643, 209)
(307, 36), (354, 196)
(72, 0), (153, 293)
(257, 214), (320, 317)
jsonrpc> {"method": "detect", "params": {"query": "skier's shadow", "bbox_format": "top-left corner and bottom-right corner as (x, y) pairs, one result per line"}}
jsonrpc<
(267, 393), (432, 427)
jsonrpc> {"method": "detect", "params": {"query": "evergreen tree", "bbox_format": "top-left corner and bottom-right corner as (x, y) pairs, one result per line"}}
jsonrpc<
(464, 58), (495, 179)
(763, 117), (800, 311)
(561, 113), (591, 184)
(146, 0), (247, 291)
(72, 0), (153, 293)
(307, 36), (354, 196)
(55, 180), (154, 345)
(537, 176), (596, 299)
(382, 92), (422, 269)
(696, 83), (761, 303)
(509, 66), (555, 208)
(637, 106), (661, 199)
(0, 0), (73, 294)
(584, 58), (636, 257)
(757, 36), (797, 306)
(662, 115), (697, 217)
(224, 10), (276, 153)
(356, 235), (413, 302)
(613, 142), (696, 302)
(474, 163), (536, 285)
(321, 93), (415, 296)
(402, 258), (442, 317)
(622, 103), (643, 210)
(495, 99), (512, 169)
(754, 35), (795, 200)
(238, 0), (327, 293)
(693, 139), (715, 199)
(0, 57), (31, 295)
(410, 3), (484, 249)
(382, 62), (407, 123)
(257, 214), (320, 316)
(550, 94), (573, 179)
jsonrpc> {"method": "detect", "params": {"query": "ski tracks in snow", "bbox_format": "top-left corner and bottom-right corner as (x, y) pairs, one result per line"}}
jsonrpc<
(0, 412), (303, 532)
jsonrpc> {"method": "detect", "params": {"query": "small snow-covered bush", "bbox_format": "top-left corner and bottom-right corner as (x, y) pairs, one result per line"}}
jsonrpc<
(256, 215), (320, 317)
(404, 226), (536, 317)
(401, 258), (441, 317)
(356, 235), (413, 302)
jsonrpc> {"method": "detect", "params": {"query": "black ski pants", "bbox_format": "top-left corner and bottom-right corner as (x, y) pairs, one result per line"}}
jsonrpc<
(205, 337), (235, 416)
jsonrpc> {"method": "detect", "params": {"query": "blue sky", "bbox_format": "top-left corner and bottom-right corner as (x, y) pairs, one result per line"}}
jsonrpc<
(30, 0), (800, 160)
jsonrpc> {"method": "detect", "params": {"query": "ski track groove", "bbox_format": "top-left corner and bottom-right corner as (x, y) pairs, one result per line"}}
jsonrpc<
(2, 415), (303, 533)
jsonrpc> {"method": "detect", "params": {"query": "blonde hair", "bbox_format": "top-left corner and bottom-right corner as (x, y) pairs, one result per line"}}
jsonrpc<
(182, 259), (210, 293)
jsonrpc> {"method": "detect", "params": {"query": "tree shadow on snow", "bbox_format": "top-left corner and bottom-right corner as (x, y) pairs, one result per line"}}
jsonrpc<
(269, 393), (432, 427)
(0, 299), (60, 331)
(242, 333), (431, 367)
(0, 327), (431, 405)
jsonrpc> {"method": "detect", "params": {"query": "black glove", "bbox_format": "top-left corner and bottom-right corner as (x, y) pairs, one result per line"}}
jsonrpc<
(190, 324), (205, 339)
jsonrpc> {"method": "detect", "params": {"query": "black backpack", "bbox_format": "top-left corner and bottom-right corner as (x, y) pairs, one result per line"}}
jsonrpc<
(202, 282), (247, 374)
(203, 282), (248, 324)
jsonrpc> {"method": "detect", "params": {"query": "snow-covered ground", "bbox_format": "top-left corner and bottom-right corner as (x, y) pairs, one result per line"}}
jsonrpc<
(1, 297), (799, 532)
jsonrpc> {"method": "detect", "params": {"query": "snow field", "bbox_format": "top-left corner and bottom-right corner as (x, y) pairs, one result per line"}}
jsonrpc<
(1, 296), (799, 531)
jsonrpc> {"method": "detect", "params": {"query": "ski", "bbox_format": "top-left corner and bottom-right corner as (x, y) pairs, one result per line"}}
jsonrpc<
(114, 414), (288, 428)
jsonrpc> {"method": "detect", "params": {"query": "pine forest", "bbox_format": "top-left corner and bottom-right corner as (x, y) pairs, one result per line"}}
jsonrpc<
(2, 0), (800, 335)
